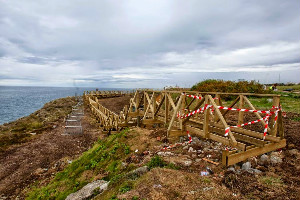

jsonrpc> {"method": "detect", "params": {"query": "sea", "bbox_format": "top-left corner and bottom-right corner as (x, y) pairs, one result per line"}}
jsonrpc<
(0, 86), (129, 125)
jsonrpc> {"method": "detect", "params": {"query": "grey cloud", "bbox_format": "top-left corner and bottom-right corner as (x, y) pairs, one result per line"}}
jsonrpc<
(0, 0), (299, 87)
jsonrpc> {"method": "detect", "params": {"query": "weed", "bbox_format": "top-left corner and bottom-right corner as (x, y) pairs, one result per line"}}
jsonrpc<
(260, 176), (283, 186)
(119, 182), (132, 193)
(146, 156), (166, 169)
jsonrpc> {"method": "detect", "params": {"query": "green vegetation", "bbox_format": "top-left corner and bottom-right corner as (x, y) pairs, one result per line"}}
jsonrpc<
(190, 80), (300, 113)
(191, 79), (267, 94)
(26, 128), (134, 200)
(259, 176), (283, 186)
(277, 84), (300, 91)
(0, 97), (76, 151)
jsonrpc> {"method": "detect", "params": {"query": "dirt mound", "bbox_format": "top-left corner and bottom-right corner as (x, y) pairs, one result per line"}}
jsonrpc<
(97, 95), (131, 114)
(0, 106), (101, 199)
(118, 168), (238, 200)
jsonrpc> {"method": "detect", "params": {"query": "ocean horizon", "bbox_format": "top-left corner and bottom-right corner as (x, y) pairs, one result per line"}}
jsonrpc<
(0, 86), (132, 125)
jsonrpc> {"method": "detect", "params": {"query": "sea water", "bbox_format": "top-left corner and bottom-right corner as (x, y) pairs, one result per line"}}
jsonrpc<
(0, 86), (128, 125)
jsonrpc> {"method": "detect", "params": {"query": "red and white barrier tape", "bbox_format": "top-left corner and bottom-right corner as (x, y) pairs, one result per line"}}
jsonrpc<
(182, 93), (219, 100)
(178, 104), (212, 119)
(177, 103), (281, 140)
(161, 131), (192, 150)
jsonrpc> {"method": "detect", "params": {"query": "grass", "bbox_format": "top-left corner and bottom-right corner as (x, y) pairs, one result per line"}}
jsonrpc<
(259, 176), (283, 186)
(0, 97), (77, 151)
(277, 84), (300, 91)
(26, 128), (134, 200)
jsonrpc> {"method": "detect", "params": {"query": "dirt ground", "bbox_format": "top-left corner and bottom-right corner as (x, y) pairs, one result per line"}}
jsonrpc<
(97, 95), (132, 114)
(0, 105), (101, 199)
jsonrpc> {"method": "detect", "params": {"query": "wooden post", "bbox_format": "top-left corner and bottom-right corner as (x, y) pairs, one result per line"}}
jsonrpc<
(238, 95), (244, 126)
(152, 93), (156, 119)
(179, 94), (186, 131)
(203, 95), (209, 138)
(270, 96), (280, 136)
(165, 92), (169, 124)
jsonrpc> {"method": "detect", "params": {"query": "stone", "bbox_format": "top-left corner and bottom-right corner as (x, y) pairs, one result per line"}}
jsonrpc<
(157, 152), (174, 156)
(188, 147), (194, 152)
(65, 180), (108, 200)
(127, 166), (149, 178)
(270, 151), (284, 159)
(259, 154), (269, 165)
(183, 146), (189, 150)
(288, 149), (299, 156)
(288, 144), (295, 149)
(227, 167), (236, 173)
(242, 162), (251, 170)
(246, 168), (262, 174)
(183, 160), (193, 167)
(270, 155), (282, 165)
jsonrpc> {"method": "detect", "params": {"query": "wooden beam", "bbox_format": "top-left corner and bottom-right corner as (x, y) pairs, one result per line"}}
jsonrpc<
(243, 96), (270, 132)
(238, 95), (244, 126)
(208, 95), (238, 146)
(167, 95), (183, 136)
(225, 139), (286, 166)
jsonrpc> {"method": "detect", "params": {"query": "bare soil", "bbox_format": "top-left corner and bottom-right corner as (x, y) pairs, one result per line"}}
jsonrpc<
(0, 104), (101, 199)
(97, 95), (132, 114)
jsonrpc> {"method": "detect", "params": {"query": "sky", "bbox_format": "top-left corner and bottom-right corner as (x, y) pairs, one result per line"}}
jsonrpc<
(0, 0), (299, 88)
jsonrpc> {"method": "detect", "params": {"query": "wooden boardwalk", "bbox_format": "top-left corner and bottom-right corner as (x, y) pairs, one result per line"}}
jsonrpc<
(84, 90), (286, 166)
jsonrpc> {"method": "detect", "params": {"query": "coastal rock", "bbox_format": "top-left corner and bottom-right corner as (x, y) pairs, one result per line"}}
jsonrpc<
(65, 180), (108, 200)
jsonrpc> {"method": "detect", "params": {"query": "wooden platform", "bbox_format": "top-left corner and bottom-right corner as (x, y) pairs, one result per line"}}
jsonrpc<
(85, 90), (285, 166)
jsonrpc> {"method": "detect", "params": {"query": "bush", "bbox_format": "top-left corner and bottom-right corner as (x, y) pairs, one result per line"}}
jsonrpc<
(191, 79), (267, 94)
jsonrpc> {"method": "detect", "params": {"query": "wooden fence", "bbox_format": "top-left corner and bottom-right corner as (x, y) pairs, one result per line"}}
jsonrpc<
(84, 90), (286, 166)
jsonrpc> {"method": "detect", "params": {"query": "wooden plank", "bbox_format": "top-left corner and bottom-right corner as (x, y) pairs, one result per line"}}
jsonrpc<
(165, 92), (169, 124)
(210, 126), (265, 147)
(186, 126), (246, 150)
(167, 95), (183, 136)
(226, 139), (286, 166)
(142, 119), (164, 125)
(167, 93), (176, 110)
(203, 95), (209, 138)
(238, 95), (244, 126)
(154, 94), (165, 116)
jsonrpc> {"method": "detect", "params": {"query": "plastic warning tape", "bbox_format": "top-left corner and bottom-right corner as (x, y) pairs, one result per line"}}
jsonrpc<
(178, 104), (212, 119)
(161, 131), (192, 150)
(217, 106), (276, 115)
(182, 93), (219, 100)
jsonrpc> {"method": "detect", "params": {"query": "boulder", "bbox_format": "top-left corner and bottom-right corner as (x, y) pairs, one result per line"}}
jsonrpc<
(259, 154), (269, 165)
(270, 155), (282, 165)
(242, 162), (251, 170)
(127, 166), (149, 179)
(65, 180), (108, 200)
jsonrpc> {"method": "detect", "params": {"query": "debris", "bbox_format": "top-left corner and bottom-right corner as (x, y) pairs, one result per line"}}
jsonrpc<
(202, 158), (219, 165)
(157, 152), (174, 156)
(206, 167), (214, 174)
(153, 184), (162, 188)
(203, 187), (214, 191)
(201, 171), (209, 176)
(135, 149), (139, 153)
(156, 136), (161, 141)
